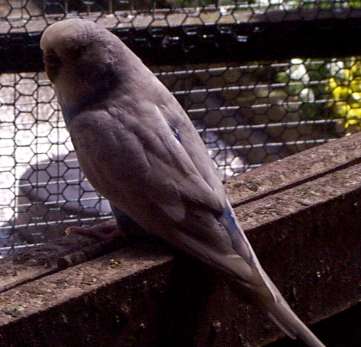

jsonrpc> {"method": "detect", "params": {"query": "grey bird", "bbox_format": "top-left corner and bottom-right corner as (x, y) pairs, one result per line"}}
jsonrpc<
(40, 19), (326, 347)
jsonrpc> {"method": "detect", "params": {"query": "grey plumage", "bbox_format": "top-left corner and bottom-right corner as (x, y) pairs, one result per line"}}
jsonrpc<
(41, 19), (326, 347)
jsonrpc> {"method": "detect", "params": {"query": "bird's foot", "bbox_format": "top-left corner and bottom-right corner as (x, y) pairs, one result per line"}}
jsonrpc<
(65, 219), (125, 241)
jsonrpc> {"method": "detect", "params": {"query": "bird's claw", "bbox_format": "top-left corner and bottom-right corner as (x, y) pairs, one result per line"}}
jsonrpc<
(64, 220), (124, 241)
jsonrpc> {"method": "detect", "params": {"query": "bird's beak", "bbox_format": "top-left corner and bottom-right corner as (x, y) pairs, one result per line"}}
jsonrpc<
(43, 49), (61, 82)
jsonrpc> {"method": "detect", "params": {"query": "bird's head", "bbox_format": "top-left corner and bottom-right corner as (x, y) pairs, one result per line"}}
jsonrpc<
(41, 19), (121, 117)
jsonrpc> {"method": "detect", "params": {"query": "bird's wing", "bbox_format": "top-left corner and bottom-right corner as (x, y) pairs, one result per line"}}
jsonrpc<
(69, 105), (226, 224)
(70, 103), (269, 280)
(156, 99), (226, 200)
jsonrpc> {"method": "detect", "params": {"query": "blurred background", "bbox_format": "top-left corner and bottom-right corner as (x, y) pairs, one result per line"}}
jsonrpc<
(0, 1), (360, 256)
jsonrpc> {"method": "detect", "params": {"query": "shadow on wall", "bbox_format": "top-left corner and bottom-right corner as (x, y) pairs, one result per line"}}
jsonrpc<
(0, 152), (111, 253)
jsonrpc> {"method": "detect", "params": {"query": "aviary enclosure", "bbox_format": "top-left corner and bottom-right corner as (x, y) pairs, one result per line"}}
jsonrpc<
(0, 1), (360, 345)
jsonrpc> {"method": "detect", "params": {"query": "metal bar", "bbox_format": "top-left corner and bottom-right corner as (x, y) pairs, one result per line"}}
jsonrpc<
(1, 8), (361, 72)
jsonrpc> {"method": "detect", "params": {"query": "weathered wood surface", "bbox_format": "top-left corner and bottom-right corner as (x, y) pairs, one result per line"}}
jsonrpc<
(0, 133), (360, 346)
(0, 236), (124, 294)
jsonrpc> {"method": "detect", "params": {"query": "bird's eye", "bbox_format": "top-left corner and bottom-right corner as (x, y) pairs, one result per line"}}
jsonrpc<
(43, 49), (61, 68)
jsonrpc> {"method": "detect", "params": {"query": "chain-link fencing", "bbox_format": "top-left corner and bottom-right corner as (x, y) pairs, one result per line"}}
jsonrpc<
(0, 0), (360, 256)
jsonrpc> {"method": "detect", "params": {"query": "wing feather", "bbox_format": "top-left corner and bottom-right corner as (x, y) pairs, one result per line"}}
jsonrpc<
(69, 106), (226, 225)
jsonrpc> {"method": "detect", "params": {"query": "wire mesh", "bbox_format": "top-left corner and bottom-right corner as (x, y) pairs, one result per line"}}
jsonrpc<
(0, 0), (358, 256)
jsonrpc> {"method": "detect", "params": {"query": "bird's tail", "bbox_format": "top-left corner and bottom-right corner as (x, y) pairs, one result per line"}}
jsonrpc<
(261, 290), (326, 347)
(166, 201), (326, 347)
(219, 201), (326, 347)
